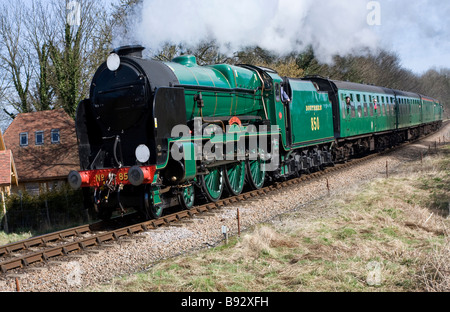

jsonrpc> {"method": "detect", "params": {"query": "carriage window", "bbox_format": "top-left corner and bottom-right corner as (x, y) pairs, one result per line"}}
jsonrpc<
(381, 96), (385, 103)
(358, 105), (362, 118)
(370, 103), (374, 117)
(382, 104), (385, 116)
(363, 95), (367, 102)
(364, 103), (368, 117)
(351, 105), (356, 118)
(344, 98), (350, 118)
(357, 94), (361, 102)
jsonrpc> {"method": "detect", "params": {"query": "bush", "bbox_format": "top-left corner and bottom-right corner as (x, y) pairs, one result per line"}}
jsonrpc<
(1, 184), (85, 234)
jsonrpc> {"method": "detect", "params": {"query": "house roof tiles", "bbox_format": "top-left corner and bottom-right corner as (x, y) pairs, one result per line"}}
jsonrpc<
(0, 150), (13, 186)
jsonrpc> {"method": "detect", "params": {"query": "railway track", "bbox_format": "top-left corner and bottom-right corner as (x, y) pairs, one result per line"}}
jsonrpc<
(1, 125), (448, 275)
(0, 153), (380, 274)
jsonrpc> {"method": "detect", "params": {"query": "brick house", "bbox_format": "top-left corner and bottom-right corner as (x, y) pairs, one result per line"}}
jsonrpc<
(3, 109), (80, 195)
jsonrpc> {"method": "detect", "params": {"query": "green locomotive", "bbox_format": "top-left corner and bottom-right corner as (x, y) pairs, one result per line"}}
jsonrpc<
(68, 46), (443, 220)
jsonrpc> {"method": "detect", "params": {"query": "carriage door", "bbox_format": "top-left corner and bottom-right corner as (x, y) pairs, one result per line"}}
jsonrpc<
(372, 95), (378, 132)
(342, 93), (352, 134)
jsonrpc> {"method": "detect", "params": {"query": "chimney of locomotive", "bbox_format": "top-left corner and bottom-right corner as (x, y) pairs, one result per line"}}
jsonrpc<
(113, 45), (145, 58)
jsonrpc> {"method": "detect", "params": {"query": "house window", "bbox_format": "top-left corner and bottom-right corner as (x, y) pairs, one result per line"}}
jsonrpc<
(35, 131), (44, 146)
(25, 183), (40, 196)
(20, 132), (28, 147)
(51, 129), (60, 144)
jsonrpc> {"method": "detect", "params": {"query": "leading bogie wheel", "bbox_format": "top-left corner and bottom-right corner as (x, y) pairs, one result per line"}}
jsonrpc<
(142, 187), (163, 219)
(178, 184), (195, 210)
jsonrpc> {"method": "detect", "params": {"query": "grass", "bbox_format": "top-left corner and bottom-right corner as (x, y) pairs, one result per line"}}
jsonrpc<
(83, 146), (448, 292)
(0, 231), (32, 246)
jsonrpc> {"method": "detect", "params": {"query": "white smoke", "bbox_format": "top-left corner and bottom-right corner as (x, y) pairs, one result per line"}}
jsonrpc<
(124, 0), (380, 63)
(120, 0), (449, 72)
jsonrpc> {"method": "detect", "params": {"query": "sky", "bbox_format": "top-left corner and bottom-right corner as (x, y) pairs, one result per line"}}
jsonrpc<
(376, 0), (450, 74)
(125, 0), (450, 75)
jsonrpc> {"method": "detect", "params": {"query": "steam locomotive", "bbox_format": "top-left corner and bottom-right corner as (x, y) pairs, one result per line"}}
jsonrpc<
(68, 45), (443, 220)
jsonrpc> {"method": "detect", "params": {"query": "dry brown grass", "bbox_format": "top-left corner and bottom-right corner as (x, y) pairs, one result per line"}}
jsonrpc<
(416, 240), (450, 292)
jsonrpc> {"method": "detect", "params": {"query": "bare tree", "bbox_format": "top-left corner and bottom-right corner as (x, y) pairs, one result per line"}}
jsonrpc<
(0, 0), (115, 121)
(24, 0), (56, 112)
(0, 1), (34, 116)
(45, 0), (113, 117)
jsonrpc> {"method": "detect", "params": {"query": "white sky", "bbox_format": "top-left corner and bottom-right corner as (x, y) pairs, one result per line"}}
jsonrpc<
(375, 0), (450, 74)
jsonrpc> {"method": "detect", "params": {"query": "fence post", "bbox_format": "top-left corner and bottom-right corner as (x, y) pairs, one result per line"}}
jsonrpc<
(237, 208), (241, 237)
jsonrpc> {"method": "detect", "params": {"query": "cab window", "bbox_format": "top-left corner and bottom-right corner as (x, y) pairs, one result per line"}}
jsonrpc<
(275, 83), (280, 102)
